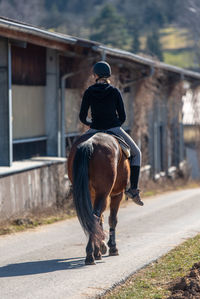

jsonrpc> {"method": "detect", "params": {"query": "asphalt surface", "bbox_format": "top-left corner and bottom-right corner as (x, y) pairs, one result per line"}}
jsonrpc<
(0, 188), (200, 299)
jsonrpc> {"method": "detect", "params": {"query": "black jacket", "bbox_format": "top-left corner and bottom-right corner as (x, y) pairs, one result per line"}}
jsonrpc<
(79, 83), (126, 130)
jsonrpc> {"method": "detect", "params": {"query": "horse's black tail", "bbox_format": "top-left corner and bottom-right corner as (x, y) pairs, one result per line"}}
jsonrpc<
(72, 141), (104, 241)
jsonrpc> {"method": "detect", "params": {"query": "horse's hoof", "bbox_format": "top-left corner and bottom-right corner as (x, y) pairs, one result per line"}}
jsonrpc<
(109, 248), (119, 256)
(85, 259), (96, 265)
(85, 255), (96, 265)
(100, 241), (107, 255)
(94, 254), (102, 260)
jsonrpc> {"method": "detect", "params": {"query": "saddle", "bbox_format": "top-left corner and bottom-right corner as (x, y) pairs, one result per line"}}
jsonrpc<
(97, 130), (131, 159)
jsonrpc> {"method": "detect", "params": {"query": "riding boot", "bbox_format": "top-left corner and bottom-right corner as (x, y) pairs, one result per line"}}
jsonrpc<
(125, 165), (144, 206)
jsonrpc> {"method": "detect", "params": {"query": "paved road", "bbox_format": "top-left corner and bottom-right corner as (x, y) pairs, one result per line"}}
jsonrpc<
(0, 188), (200, 299)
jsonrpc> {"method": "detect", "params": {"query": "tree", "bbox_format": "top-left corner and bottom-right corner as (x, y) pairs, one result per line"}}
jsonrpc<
(90, 4), (129, 49)
(132, 29), (140, 53)
(175, 0), (200, 68)
(117, 0), (177, 54)
(0, 0), (45, 26)
(146, 29), (163, 61)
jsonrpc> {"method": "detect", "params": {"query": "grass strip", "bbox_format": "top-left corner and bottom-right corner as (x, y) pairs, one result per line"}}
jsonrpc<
(102, 234), (200, 299)
(0, 210), (76, 235)
(142, 180), (200, 198)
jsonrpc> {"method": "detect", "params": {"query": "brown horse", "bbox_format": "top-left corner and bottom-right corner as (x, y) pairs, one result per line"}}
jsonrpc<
(67, 132), (130, 265)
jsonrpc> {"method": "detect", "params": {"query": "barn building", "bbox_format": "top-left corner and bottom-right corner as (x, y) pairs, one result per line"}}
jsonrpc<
(0, 16), (200, 220)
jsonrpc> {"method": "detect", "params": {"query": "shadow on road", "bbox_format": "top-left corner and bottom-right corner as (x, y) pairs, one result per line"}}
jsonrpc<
(0, 257), (85, 277)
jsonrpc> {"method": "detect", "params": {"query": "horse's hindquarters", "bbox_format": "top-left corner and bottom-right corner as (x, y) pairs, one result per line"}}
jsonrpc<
(111, 155), (130, 195)
(67, 133), (130, 264)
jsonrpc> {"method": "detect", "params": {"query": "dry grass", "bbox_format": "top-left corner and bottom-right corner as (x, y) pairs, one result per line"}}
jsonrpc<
(0, 179), (199, 236)
(141, 178), (199, 198)
(0, 197), (75, 236)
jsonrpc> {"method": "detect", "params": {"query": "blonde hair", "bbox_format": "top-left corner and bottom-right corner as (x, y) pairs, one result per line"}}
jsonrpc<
(96, 77), (111, 84)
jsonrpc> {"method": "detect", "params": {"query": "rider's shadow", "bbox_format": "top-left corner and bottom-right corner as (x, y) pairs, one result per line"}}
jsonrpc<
(0, 257), (85, 277)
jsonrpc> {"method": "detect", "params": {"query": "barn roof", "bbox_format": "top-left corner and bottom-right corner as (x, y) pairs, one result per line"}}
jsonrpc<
(1, 16), (200, 81)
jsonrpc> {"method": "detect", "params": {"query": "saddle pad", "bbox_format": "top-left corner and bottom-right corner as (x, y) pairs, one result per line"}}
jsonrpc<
(97, 131), (131, 158)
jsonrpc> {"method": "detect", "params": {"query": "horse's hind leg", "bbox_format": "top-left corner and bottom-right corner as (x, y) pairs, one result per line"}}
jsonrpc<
(93, 214), (107, 260)
(85, 199), (107, 264)
(93, 197), (108, 260)
(99, 215), (107, 255)
(108, 192), (123, 256)
(85, 218), (106, 263)
(85, 235), (95, 265)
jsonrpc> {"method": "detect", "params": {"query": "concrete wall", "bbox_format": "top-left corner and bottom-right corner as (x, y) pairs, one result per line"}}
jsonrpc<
(12, 85), (45, 139)
(0, 159), (68, 222)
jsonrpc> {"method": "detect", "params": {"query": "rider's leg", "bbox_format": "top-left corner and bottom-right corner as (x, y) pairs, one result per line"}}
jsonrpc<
(127, 164), (144, 205)
(107, 127), (143, 206)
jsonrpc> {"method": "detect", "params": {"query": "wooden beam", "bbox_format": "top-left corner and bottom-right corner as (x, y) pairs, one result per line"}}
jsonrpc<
(0, 27), (73, 52)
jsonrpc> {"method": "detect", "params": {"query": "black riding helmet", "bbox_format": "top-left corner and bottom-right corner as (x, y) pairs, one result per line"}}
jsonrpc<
(93, 61), (111, 78)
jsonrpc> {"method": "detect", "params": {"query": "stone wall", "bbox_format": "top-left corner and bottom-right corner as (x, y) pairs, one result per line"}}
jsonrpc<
(0, 158), (69, 222)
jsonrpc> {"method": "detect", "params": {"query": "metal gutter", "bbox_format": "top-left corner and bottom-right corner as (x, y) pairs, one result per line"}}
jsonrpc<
(95, 45), (200, 80)
(60, 70), (85, 157)
(0, 17), (77, 44)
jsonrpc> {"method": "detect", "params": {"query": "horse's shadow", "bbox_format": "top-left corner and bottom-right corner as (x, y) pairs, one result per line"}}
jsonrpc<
(0, 257), (86, 277)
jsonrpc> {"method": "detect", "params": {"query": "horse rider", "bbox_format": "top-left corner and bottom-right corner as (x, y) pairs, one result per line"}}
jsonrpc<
(79, 61), (144, 206)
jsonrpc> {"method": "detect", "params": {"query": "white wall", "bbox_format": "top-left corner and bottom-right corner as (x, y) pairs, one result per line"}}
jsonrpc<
(12, 85), (45, 139)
